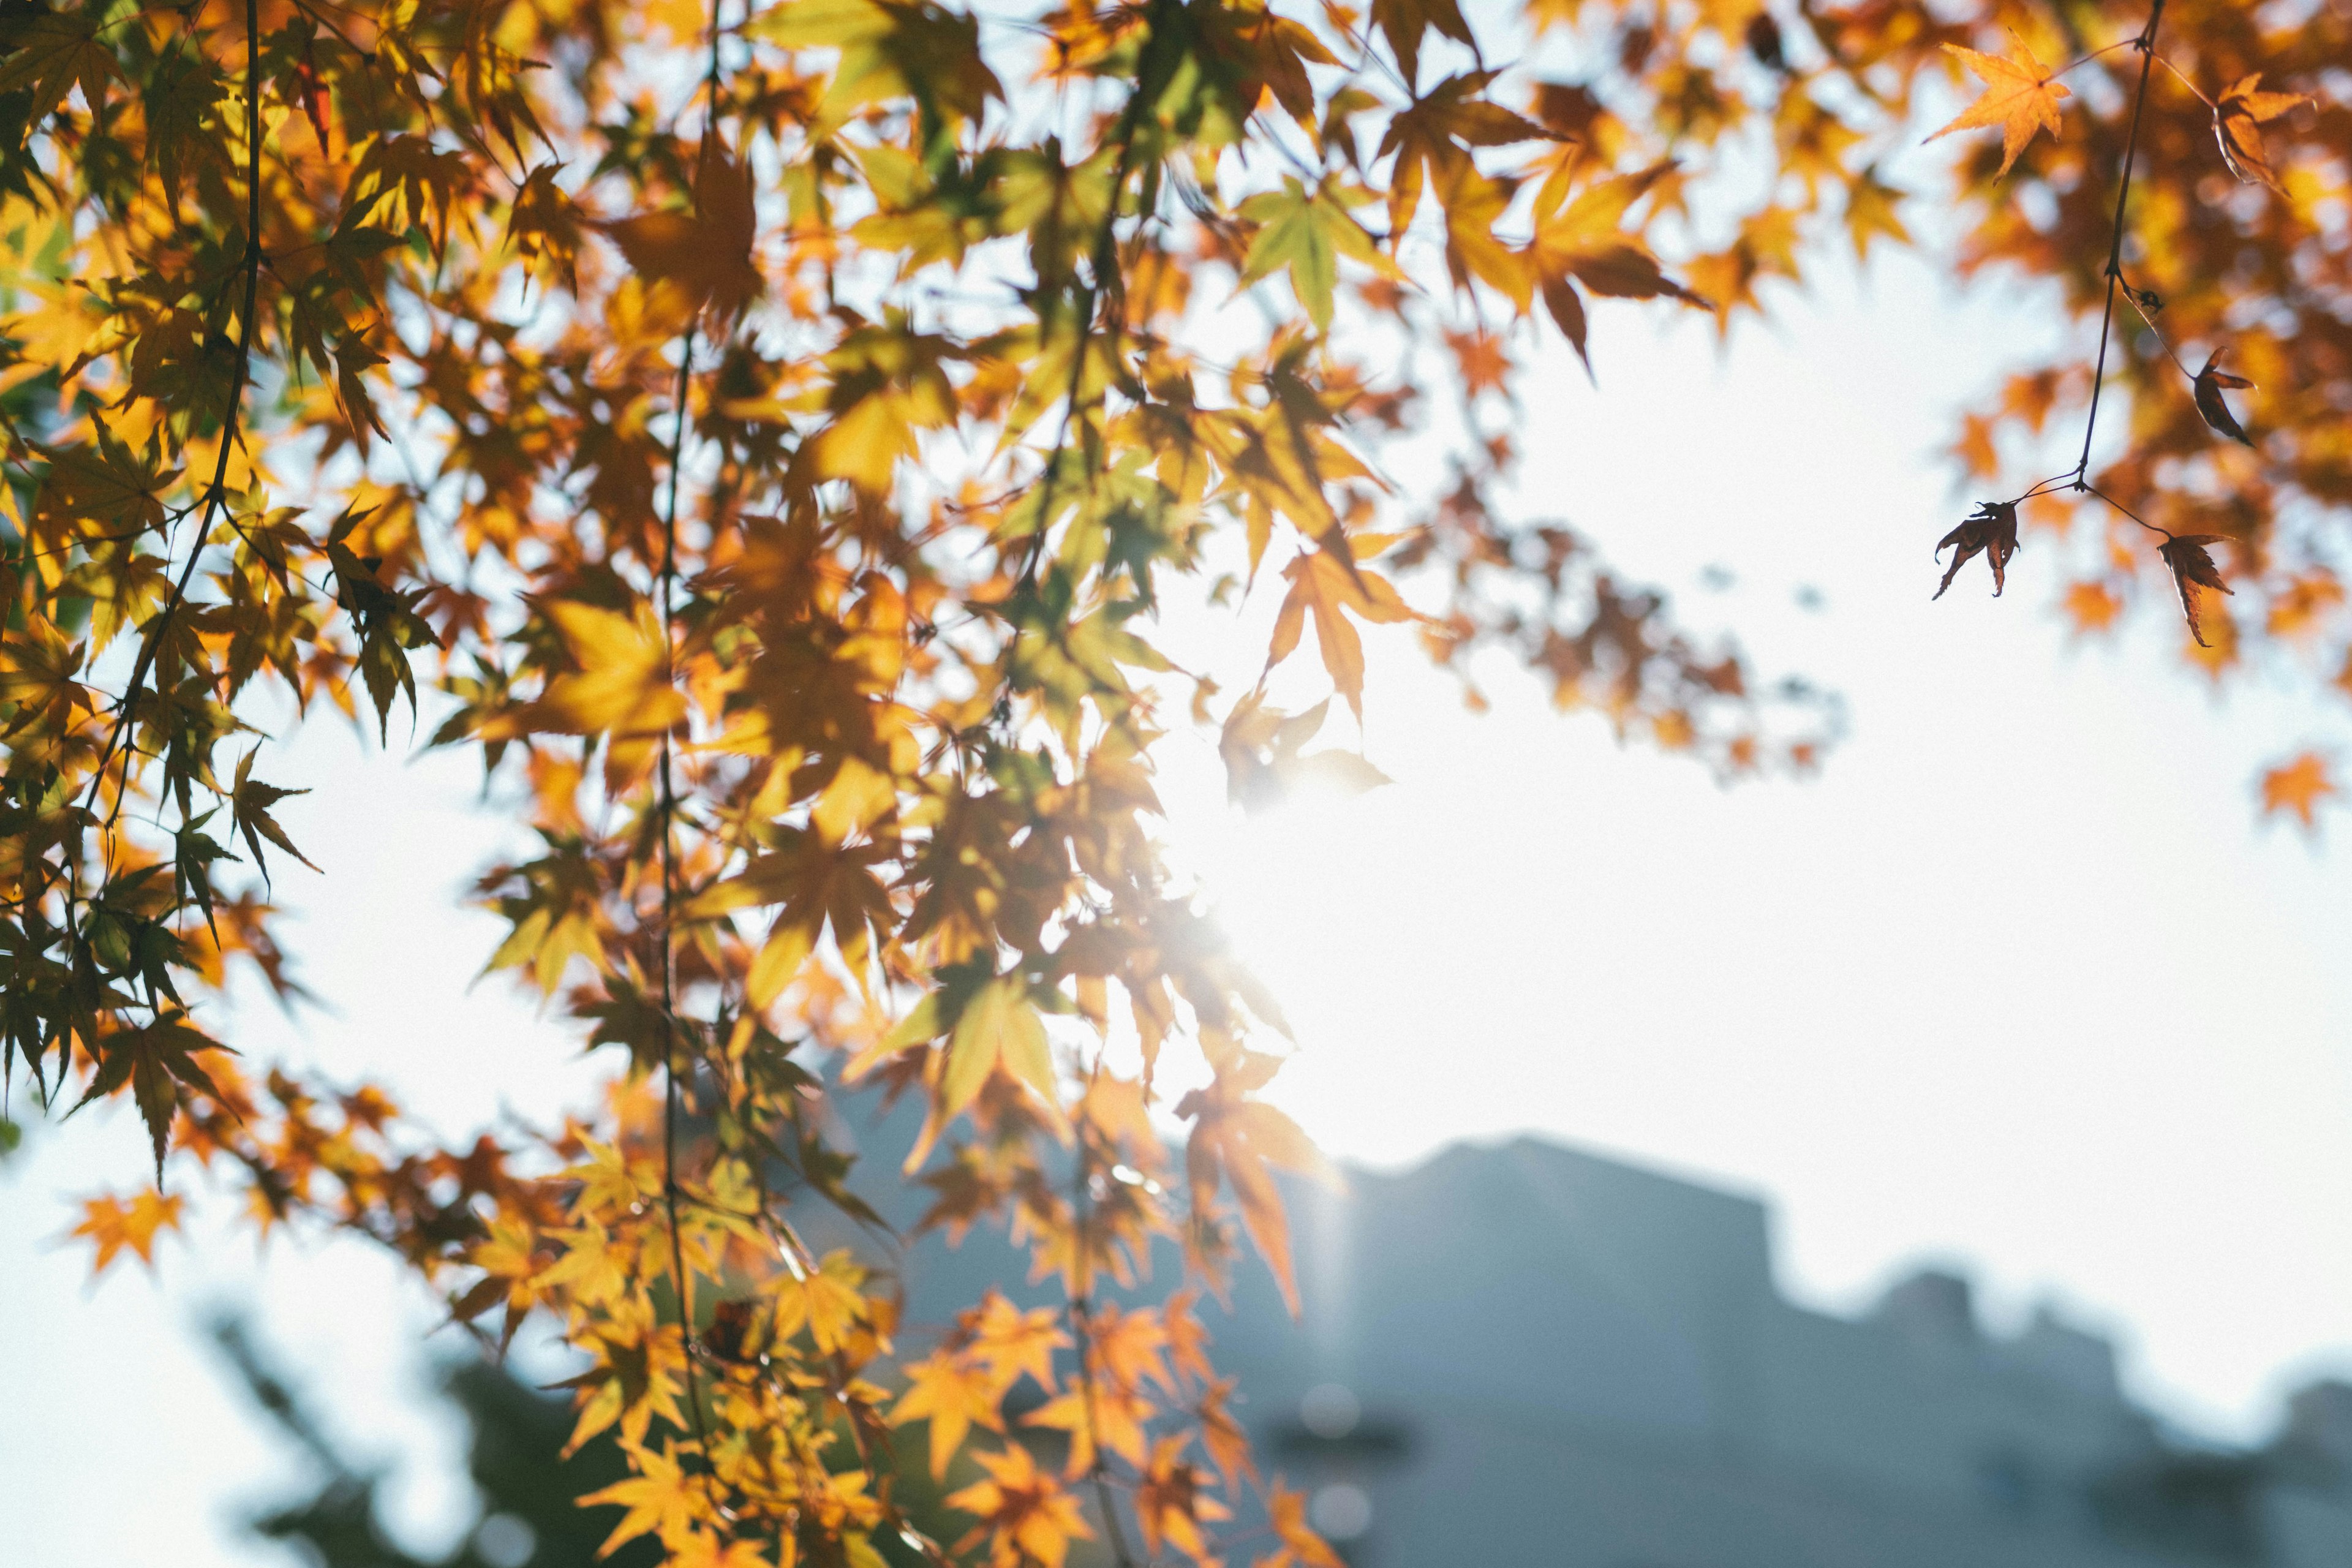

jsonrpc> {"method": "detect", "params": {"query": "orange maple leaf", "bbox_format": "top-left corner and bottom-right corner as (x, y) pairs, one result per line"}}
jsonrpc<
(1264, 535), (1422, 717)
(2062, 580), (2122, 636)
(1259, 1483), (1345, 1568)
(2214, 74), (2308, 192)
(2261, 752), (2335, 831)
(70, 1189), (184, 1276)
(1928, 38), (2070, 179)
(602, 140), (761, 323)
(945, 1443), (1093, 1568)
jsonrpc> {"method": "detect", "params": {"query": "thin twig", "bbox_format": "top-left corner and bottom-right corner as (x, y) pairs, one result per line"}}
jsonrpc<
(1016, 0), (1172, 587)
(2045, 37), (2138, 83)
(2072, 0), (2166, 488)
(1069, 1120), (1147, 1568)
(2152, 51), (2214, 108)
(658, 0), (729, 1477)
(2082, 482), (2171, 538)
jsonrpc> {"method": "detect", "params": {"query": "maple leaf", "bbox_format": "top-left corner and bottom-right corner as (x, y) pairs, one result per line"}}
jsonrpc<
(602, 140), (761, 324)
(1178, 1053), (1338, 1314)
(2192, 349), (2255, 448)
(891, 1349), (1005, 1477)
(480, 601), (685, 740)
(2160, 534), (2234, 648)
(1844, 166), (1910, 261)
(70, 1189), (184, 1276)
(2213, 74), (2307, 192)
(771, 1249), (872, 1354)
(1218, 690), (1392, 813)
(1530, 165), (1703, 373)
(2260, 752), (2335, 831)
(1196, 1377), (1254, 1487)
(1087, 1303), (1177, 1396)
(967, 1290), (1068, 1393)
(577, 1440), (707, 1556)
(1023, 1382), (1155, 1476)
(74, 1012), (232, 1180)
(0, 11), (120, 125)
(505, 161), (587, 292)
(751, 0), (1002, 130)
(666, 1532), (769, 1568)
(232, 749), (321, 887)
(1237, 178), (1387, 331)
(2062, 580), (2122, 637)
(1378, 70), (1555, 240)
(938, 972), (1066, 1131)
(1260, 1483), (1345, 1568)
(0, 621), (94, 739)
(1926, 38), (2070, 179)
(1368, 0), (1476, 92)
(1932, 500), (2021, 600)
(1134, 1435), (1231, 1561)
(1265, 538), (1422, 717)
(944, 1443), (1092, 1568)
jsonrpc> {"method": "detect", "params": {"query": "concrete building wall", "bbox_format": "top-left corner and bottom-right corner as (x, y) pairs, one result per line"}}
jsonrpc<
(827, 1094), (2339, 1567)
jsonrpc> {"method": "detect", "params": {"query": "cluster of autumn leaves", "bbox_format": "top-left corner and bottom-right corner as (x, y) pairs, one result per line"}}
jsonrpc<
(0, 0), (2342, 1561)
(1915, 4), (2346, 824)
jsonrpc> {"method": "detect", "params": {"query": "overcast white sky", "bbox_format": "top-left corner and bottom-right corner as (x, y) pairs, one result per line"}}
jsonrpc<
(7, 238), (2351, 1567)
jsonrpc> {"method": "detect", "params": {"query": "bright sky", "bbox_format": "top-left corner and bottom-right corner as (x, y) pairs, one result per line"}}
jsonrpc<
(7, 240), (2352, 1567)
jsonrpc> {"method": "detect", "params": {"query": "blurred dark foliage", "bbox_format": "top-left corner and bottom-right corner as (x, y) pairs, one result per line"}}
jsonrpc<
(211, 1316), (661, 1568)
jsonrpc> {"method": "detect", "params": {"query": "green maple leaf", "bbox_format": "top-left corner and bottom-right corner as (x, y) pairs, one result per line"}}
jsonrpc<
(1237, 178), (1385, 331)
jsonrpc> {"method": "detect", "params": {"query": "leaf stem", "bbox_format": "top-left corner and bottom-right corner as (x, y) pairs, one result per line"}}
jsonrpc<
(2083, 483), (2170, 538)
(2045, 37), (2138, 83)
(2152, 52), (2214, 108)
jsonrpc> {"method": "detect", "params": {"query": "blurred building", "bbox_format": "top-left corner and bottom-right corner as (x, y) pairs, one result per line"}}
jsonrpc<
(866, 1119), (2352, 1568)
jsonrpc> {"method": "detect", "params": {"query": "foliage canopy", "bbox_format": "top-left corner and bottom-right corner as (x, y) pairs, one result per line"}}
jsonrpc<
(3, 0), (2343, 1559)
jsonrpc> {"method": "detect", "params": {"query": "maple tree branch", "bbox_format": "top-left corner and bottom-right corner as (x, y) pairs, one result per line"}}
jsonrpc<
(2072, 0), (2164, 488)
(83, 0), (271, 840)
(1068, 1125), (1148, 1568)
(655, 0), (729, 1479)
(1017, 0), (1169, 589)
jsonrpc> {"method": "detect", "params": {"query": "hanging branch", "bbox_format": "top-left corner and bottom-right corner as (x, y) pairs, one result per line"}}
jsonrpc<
(2071, 0), (2165, 487)
(1932, 0), (2253, 648)
(81, 0), (270, 837)
(658, 0), (730, 1475)
(1069, 1116), (1148, 1568)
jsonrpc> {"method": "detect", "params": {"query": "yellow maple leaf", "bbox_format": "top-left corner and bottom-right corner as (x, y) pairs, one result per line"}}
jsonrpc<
(479, 601), (685, 740)
(889, 1350), (1005, 1477)
(968, 1290), (1068, 1393)
(577, 1441), (707, 1557)
(1928, 37), (2070, 179)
